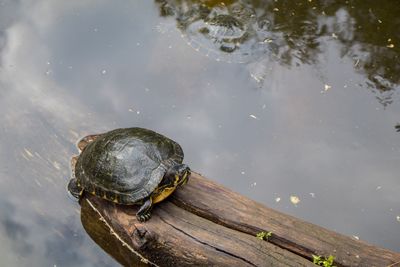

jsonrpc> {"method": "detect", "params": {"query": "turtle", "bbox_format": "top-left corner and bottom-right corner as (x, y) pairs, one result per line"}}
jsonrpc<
(67, 127), (190, 222)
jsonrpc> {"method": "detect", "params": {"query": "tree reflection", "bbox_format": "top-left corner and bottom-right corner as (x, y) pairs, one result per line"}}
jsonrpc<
(155, 0), (400, 104)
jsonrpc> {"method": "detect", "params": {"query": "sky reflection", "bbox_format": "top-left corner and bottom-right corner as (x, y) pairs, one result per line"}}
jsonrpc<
(0, 0), (399, 266)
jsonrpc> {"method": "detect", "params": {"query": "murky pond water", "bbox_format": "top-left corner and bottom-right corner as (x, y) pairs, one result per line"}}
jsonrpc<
(0, 0), (399, 266)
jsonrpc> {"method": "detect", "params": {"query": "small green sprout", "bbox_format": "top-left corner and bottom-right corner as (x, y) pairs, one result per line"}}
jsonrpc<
(256, 231), (272, 241)
(312, 254), (336, 267)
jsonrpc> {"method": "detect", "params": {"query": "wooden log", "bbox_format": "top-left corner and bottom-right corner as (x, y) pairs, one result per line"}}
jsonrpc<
(80, 172), (400, 267)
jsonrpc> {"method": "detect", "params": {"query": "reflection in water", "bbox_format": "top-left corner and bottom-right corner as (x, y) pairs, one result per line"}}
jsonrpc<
(157, 0), (400, 104)
(0, 0), (399, 266)
(159, 1), (276, 62)
(156, 0), (277, 63)
(0, 201), (33, 256)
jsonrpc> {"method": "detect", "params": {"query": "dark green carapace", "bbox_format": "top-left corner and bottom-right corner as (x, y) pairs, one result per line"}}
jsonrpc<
(68, 127), (190, 222)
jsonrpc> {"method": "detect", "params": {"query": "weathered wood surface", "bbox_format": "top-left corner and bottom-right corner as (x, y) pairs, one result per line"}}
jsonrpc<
(81, 172), (400, 267)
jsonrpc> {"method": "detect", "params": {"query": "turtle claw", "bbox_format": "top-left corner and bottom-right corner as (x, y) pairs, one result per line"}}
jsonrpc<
(137, 212), (151, 222)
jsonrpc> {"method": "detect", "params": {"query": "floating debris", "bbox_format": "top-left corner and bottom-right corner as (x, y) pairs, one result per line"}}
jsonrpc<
(101, 69), (107, 75)
(250, 73), (263, 83)
(396, 216), (400, 222)
(376, 186), (382, 190)
(53, 161), (61, 170)
(249, 114), (259, 120)
(309, 192), (316, 198)
(290, 195), (300, 205)
(24, 148), (34, 158)
(324, 84), (331, 91)
(275, 197), (281, 203)
(387, 38), (394, 48)
(352, 235), (360, 240)
(34, 179), (42, 187)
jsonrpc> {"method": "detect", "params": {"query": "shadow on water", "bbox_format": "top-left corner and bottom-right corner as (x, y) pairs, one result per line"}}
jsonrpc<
(156, 0), (400, 105)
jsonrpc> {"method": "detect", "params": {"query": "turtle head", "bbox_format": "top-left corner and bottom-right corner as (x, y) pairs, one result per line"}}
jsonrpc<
(167, 164), (190, 187)
(164, 164), (190, 188)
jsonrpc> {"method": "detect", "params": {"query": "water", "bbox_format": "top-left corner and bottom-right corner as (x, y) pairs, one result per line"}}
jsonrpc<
(0, 0), (399, 266)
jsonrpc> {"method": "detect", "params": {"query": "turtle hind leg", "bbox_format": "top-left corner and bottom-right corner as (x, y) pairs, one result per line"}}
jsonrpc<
(77, 134), (101, 151)
(136, 198), (153, 222)
(68, 178), (83, 199)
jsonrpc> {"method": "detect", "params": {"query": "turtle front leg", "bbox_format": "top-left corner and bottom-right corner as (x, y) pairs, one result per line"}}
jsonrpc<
(136, 197), (153, 222)
(68, 178), (83, 199)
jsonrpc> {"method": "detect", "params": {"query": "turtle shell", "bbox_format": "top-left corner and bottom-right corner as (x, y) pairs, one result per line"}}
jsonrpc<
(75, 127), (184, 204)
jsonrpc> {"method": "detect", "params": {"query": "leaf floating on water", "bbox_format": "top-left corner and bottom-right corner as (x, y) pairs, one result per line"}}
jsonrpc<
(24, 148), (34, 158)
(324, 84), (331, 91)
(290, 195), (300, 205)
(249, 114), (259, 120)
(53, 161), (61, 170)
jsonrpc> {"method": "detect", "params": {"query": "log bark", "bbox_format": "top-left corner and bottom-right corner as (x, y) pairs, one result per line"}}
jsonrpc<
(80, 172), (400, 267)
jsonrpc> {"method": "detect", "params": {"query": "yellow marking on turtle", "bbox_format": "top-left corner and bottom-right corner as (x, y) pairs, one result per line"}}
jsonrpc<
(152, 187), (176, 204)
(152, 174), (181, 204)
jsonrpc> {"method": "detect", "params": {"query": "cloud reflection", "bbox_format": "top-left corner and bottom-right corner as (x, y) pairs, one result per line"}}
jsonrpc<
(0, 1), (399, 266)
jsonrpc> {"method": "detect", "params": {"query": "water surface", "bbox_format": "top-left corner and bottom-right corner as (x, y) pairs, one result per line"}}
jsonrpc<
(0, 0), (399, 266)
